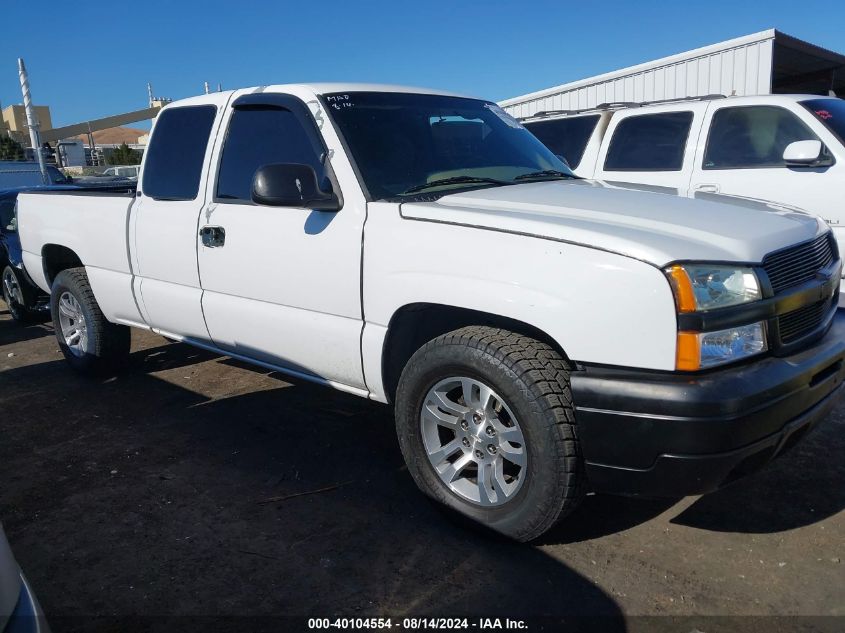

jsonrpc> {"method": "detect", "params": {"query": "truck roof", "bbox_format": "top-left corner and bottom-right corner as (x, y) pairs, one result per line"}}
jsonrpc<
(162, 83), (475, 110)
(284, 82), (472, 97)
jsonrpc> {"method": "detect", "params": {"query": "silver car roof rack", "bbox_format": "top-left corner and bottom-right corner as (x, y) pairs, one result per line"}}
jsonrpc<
(524, 94), (726, 120)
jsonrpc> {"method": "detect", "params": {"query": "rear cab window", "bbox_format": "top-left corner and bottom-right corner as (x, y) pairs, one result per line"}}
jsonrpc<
(801, 98), (845, 146)
(47, 166), (69, 184)
(604, 111), (694, 171)
(142, 105), (217, 200)
(524, 115), (600, 169)
(703, 105), (819, 169)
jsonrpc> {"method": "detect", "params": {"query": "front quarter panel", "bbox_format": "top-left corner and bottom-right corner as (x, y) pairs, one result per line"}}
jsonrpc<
(364, 202), (678, 378)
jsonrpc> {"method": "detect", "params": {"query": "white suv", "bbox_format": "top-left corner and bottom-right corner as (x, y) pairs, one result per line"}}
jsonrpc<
(522, 95), (845, 296)
(102, 165), (139, 180)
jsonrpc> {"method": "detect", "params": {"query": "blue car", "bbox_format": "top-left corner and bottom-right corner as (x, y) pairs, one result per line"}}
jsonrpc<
(0, 522), (47, 633)
(0, 162), (70, 189)
(1, 189), (51, 322)
(1, 166), (135, 322)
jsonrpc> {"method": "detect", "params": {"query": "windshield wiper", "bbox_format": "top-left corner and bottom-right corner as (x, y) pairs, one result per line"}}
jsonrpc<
(402, 176), (511, 195)
(514, 169), (576, 181)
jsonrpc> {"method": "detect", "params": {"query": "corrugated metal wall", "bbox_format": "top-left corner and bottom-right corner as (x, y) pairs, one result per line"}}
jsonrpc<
(502, 36), (775, 118)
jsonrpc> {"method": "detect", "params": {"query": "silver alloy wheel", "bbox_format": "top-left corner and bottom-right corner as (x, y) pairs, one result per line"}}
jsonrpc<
(2, 268), (24, 311)
(57, 291), (88, 357)
(420, 377), (528, 507)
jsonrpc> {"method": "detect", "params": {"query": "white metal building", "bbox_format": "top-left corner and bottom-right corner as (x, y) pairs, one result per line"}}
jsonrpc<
(501, 29), (845, 118)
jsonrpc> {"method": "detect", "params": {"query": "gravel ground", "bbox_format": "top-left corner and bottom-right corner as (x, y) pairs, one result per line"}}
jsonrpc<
(0, 309), (843, 632)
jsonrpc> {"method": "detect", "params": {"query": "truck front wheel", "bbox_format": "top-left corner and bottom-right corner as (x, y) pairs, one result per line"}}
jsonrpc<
(50, 268), (130, 374)
(395, 326), (584, 542)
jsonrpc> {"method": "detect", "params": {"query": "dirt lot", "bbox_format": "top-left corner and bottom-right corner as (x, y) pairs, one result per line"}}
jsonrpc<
(1, 308), (843, 632)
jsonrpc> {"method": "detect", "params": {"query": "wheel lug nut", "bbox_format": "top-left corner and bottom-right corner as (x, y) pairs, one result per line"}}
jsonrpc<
(475, 449), (484, 459)
(460, 420), (469, 430)
(485, 426), (495, 436)
(462, 438), (470, 448)
(472, 412), (483, 424)
(487, 444), (497, 455)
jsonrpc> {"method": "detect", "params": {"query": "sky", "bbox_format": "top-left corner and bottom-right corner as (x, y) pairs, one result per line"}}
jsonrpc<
(1, 0), (843, 131)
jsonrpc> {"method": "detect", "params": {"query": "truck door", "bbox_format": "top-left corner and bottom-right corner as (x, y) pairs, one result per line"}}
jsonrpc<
(689, 101), (843, 214)
(131, 93), (232, 341)
(593, 103), (707, 194)
(196, 91), (367, 391)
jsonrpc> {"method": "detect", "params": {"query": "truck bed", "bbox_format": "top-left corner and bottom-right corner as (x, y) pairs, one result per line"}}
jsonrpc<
(17, 188), (143, 326)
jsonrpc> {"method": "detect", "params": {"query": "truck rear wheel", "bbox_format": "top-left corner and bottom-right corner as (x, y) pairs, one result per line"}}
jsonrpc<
(50, 268), (130, 374)
(395, 326), (584, 542)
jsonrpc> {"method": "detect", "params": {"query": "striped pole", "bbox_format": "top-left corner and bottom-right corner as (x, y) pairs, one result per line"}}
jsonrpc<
(18, 58), (47, 183)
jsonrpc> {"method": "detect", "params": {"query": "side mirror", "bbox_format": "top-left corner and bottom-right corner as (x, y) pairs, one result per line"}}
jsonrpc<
(251, 163), (340, 211)
(783, 140), (825, 166)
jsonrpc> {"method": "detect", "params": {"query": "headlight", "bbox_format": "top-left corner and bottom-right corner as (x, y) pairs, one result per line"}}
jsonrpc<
(667, 264), (761, 312)
(666, 263), (767, 370)
(676, 322), (768, 370)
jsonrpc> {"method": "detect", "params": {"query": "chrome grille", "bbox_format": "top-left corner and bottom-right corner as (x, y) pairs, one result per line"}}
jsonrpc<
(778, 299), (831, 344)
(763, 233), (836, 294)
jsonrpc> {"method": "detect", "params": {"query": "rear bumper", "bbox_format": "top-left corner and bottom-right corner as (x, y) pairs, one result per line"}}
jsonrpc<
(571, 311), (845, 497)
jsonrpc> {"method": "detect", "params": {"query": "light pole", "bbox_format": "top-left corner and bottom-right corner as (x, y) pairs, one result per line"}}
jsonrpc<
(17, 58), (47, 183)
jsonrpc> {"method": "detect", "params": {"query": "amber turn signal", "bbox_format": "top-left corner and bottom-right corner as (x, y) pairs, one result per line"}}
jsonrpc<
(667, 265), (697, 313)
(676, 332), (701, 371)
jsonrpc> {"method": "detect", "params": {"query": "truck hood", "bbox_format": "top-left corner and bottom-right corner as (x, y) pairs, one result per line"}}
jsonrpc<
(400, 179), (827, 266)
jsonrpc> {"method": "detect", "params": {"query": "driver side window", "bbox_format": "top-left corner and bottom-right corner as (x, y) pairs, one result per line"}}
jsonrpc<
(216, 107), (325, 203)
(703, 106), (819, 169)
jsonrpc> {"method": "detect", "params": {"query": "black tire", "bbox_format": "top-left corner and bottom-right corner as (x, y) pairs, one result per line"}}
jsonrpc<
(2, 265), (40, 323)
(395, 326), (584, 542)
(50, 267), (131, 374)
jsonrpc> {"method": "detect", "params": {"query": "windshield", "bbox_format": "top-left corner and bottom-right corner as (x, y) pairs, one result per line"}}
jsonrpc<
(323, 92), (574, 200)
(801, 98), (845, 145)
(47, 166), (70, 183)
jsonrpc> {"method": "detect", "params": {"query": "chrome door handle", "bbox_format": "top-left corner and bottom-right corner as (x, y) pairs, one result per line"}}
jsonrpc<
(200, 225), (226, 248)
(695, 184), (721, 193)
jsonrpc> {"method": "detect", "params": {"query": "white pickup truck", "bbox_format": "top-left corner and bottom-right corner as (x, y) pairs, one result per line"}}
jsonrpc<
(17, 84), (845, 541)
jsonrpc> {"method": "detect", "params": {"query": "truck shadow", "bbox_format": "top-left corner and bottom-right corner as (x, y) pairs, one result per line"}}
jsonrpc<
(669, 416), (845, 533)
(0, 339), (627, 627)
(4, 333), (843, 543)
(0, 312), (54, 346)
(142, 342), (845, 538)
(544, 402), (845, 540)
(536, 495), (679, 545)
